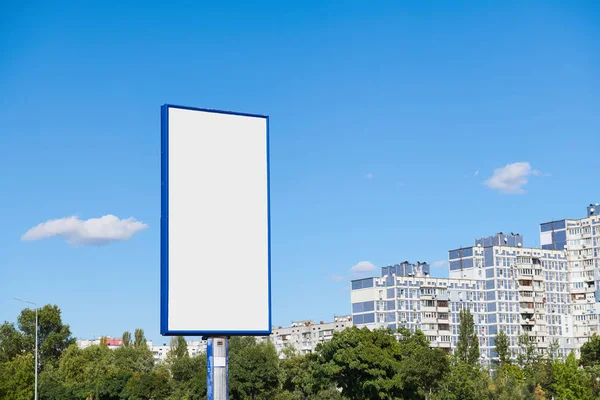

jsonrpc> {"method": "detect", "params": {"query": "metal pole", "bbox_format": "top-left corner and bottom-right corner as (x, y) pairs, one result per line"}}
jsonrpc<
(207, 337), (228, 400)
(34, 307), (38, 400)
(13, 298), (38, 400)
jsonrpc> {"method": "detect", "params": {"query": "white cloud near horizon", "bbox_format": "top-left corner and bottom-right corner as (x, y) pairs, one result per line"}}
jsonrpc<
(431, 260), (447, 268)
(22, 215), (148, 246)
(350, 261), (377, 277)
(484, 162), (543, 194)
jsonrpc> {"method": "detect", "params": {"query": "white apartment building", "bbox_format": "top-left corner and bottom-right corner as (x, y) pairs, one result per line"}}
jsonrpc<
(351, 262), (484, 356)
(351, 233), (571, 366)
(540, 203), (600, 353)
(258, 315), (353, 357)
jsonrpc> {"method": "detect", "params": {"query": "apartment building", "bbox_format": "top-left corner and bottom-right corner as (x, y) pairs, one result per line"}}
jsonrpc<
(351, 261), (485, 356)
(351, 233), (570, 365)
(540, 203), (600, 352)
(258, 315), (353, 357)
(449, 233), (570, 359)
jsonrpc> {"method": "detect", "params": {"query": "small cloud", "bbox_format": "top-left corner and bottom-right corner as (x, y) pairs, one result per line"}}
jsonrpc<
(474, 170), (479, 176)
(350, 261), (376, 277)
(22, 215), (148, 246)
(484, 162), (544, 194)
(330, 275), (345, 282)
(431, 260), (447, 268)
(366, 173), (374, 180)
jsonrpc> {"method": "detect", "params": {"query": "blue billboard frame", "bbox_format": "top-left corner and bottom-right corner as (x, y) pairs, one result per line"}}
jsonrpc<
(160, 104), (271, 337)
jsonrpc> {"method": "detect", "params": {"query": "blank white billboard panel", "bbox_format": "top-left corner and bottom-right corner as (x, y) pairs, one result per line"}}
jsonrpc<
(161, 104), (270, 336)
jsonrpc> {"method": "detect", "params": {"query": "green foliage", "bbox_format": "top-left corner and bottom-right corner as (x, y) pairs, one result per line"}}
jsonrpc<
(494, 330), (510, 366)
(229, 336), (281, 399)
(0, 305), (74, 372)
(580, 333), (600, 368)
(168, 336), (189, 361)
(3, 305), (600, 399)
(315, 327), (405, 400)
(434, 362), (491, 400)
(0, 322), (23, 363)
(134, 328), (146, 348)
(122, 331), (132, 348)
(552, 352), (594, 400)
(0, 353), (35, 400)
(455, 308), (479, 366)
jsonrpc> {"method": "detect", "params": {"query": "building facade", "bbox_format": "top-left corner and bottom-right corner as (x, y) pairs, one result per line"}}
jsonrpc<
(351, 235), (572, 365)
(540, 204), (600, 351)
(258, 315), (353, 357)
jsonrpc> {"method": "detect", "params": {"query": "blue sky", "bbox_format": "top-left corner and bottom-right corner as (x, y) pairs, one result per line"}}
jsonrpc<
(1, 1), (598, 342)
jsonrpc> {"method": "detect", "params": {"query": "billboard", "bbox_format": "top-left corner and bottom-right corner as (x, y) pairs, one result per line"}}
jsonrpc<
(161, 104), (270, 336)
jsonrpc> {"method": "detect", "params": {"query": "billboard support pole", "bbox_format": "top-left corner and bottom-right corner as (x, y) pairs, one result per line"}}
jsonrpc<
(207, 337), (229, 400)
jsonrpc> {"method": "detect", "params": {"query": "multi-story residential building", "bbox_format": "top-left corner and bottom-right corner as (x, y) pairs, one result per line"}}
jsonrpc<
(351, 234), (570, 366)
(540, 203), (600, 353)
(258, 315), (353, 357)
(351, 261), (485, 356)
(449, 233), (570, 360)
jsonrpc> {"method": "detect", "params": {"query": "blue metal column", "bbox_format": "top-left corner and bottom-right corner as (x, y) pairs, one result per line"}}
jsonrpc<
(207, 337), (228, 400)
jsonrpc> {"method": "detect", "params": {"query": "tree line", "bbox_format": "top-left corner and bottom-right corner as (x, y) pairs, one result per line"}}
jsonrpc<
(1, 305), (600, 399)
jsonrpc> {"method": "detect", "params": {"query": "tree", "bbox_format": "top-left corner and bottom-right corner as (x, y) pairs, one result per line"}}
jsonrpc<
(229, 336), (281, 399)
(0, 353), (35, 400)
(122, 331), (132, 348)
(134, 328), (146, 348)
(434, 361), (491, 400)
(552, 352), (594, 400)
(0, 322), (23, 363)
(169, 336), (189, 360)
(279, 347), (327, 398)
(315, 327), (404, 400)
(580, 333), (600, 368)
(494, 330), (510, 366)
(396, 328), (449, 399)
(455, 308), (479, 365)
(1, 305), (74, 372)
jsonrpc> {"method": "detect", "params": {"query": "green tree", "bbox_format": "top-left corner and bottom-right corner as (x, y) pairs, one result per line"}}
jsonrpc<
(315, 327), (404, 400)
(580, 333), (600, 368)
(134, 328), (146, 348)
(434, 362), (491, 400)
(1, 305), (74, 371)
(123, 366), (172, 400)
(229, 336), (281, 400)
(279, 347), (328, 398)
(169, 336), (189, 360)
(0, 353), (35, 400)
(396, 328), (449, 399)
(552, 352), (594, 400)
(113, 345), (155, 375)
(169, 353), (207, 399)
(494, 330), (511, 366)
(0, 322), (23, 363)
(122, 331), (132, 348)
(455, 308), (479, 366)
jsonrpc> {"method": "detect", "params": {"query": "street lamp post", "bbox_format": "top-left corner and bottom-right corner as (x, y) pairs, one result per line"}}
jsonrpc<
(14, 298), (38, 400)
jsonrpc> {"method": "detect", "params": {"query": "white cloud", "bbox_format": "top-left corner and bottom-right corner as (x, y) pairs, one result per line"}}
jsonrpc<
(350, 261), (377, 277)
(484, 162), (542, 194)
(431, 260), (447, 268)
(366, 172), (374, 180)
(22, 215), (148, 246)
